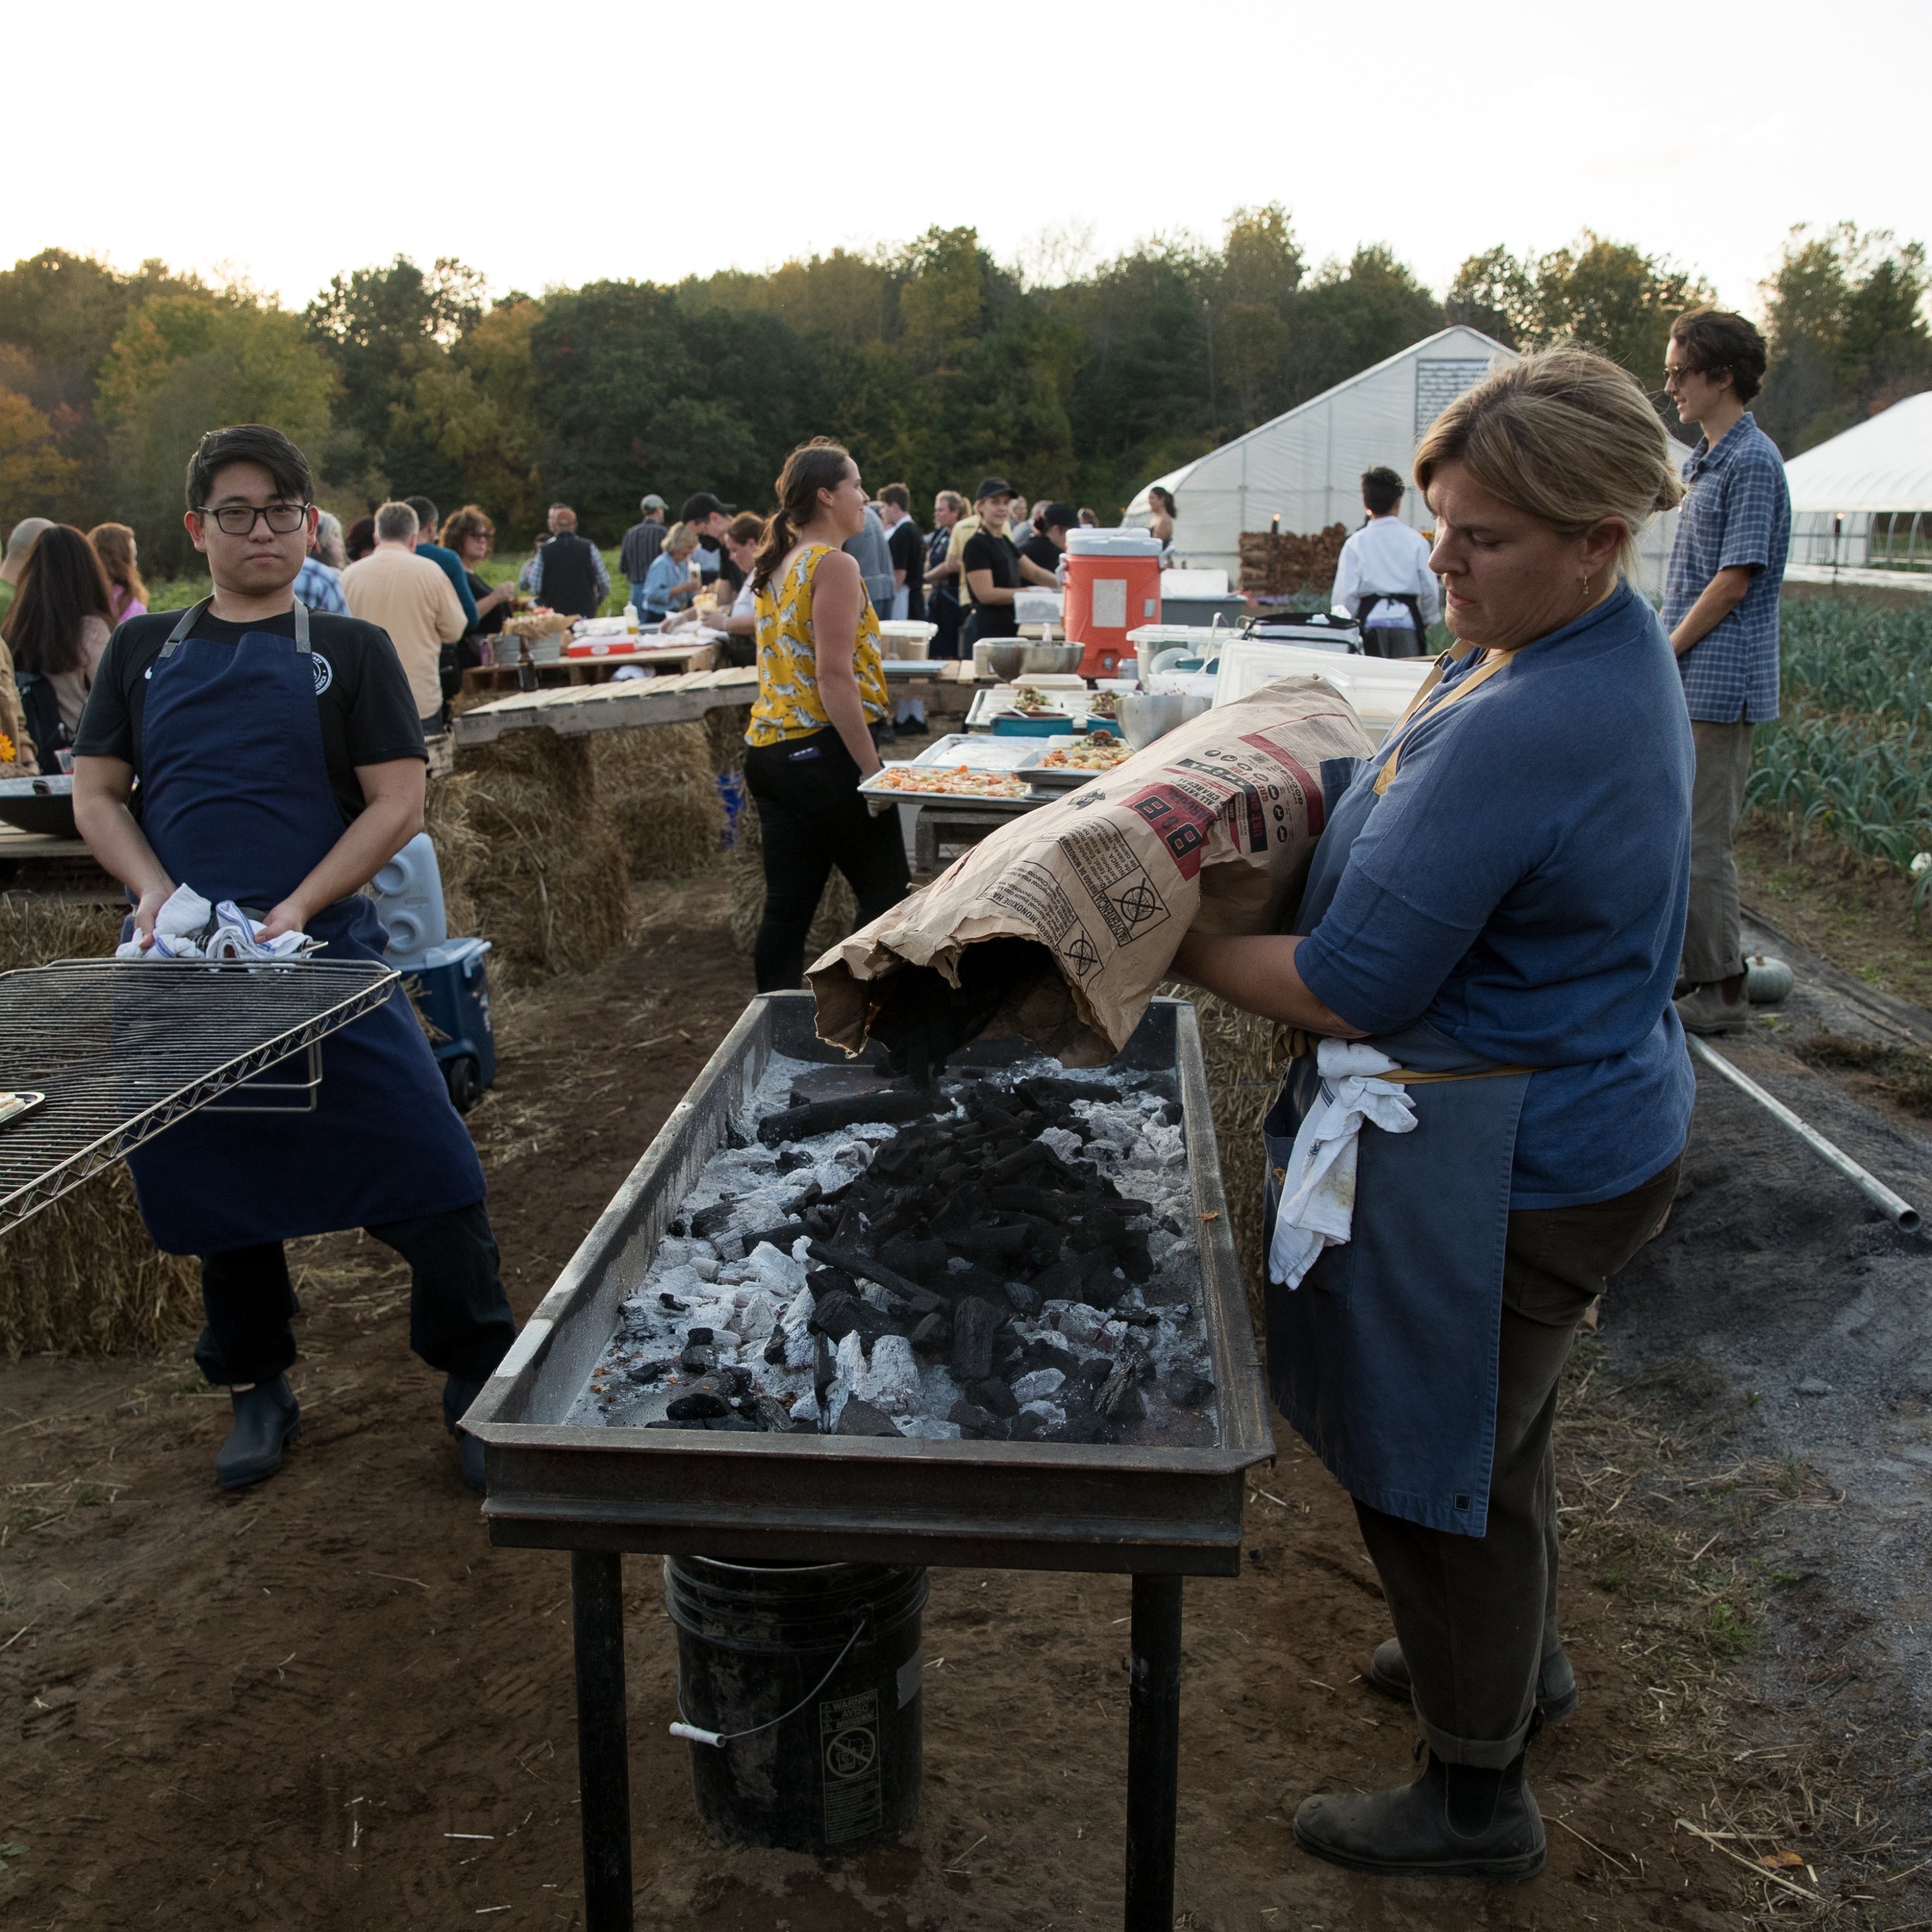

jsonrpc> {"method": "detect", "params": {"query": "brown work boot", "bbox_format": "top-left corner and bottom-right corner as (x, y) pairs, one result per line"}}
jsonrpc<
(1674, 975), (1748, 1035)
(1294, 1747), (1546, 1880)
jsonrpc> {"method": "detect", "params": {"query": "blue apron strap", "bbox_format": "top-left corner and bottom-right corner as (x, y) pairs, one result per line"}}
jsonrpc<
(160, 598), (310, 657)
(159, 598), (212, 659)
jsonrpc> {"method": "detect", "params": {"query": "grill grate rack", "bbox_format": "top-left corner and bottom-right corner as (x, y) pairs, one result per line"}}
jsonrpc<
(0, 958), (399, 1234)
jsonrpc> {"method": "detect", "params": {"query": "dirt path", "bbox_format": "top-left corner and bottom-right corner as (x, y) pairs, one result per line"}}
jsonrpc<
(0, 877), (1922, 1929)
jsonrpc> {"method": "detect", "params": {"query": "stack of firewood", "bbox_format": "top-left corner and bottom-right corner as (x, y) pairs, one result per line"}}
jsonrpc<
(1238, 524), (1348, 595)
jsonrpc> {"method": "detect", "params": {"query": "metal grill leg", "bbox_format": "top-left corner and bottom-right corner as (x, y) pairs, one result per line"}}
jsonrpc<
(1124, 1571), (1183, 1931)
(571, 1550), (633, 1932)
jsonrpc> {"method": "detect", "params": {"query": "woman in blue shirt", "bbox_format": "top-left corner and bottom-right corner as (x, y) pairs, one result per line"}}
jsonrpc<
(1176, 350), (1692, 1883)
(639, 522), (700, 622)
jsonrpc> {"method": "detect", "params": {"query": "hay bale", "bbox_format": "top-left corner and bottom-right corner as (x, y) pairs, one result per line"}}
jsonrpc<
(706, 705), (751, 776)
(1163, 986), (1293, 1340)
(422, 769), (485, 940)
(590, 724), (725, 881)
(457, 729), (631, 984)
(0, 1171), (199, 1360)
(0, 892), (198, 1357)
(726, 796), (858, 961)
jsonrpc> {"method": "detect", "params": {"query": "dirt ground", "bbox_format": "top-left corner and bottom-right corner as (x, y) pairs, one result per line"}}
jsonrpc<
(2, 874), (1930, 1930)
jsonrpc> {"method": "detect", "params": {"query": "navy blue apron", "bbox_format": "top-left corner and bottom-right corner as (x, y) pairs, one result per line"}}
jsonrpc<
(1263, 700), (1533, 1538)
(124, 599), (485, 1256)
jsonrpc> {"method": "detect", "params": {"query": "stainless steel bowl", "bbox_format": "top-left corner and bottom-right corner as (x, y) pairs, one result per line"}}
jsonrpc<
(1117, 693), (1211, 750)
(981, 640), (1085, 681)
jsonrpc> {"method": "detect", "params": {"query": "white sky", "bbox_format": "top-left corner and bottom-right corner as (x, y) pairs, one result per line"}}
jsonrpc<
(7, 0), (1926, 320)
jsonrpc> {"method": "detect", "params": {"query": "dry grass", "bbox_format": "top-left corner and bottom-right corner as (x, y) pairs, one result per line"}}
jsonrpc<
(453, 729), (631, 985)
(590, 723), (725, 881)
(0, 892), (199, 1358)
(422, 769), (486, 941)
(725, 798), (857, 962)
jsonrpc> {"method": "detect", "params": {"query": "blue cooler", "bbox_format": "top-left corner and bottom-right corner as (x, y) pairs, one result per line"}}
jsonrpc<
(367, 832), (497, 1113)
(395, 938), (495, 1112)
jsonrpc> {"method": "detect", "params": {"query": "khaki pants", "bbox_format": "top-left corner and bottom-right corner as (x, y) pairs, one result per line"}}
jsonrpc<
(1682, 718), (1755, 984)
(1353, 1156), (1682, 1767)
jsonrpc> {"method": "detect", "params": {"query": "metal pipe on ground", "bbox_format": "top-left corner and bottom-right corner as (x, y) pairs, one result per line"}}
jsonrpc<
(1688, 1035), (1922, 1235)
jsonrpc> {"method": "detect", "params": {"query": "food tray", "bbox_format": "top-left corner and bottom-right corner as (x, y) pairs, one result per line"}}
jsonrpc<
(856, 763), (1047, 805)
(965, 687), (1097, 733)
(911, 734), (1041, 772)
(1021, 732), (1132, 790)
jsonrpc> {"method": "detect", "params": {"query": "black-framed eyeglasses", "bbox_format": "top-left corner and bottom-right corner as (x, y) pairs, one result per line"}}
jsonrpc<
(199, 501), (313, 536)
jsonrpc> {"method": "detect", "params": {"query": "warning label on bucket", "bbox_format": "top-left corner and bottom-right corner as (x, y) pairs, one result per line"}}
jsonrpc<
(820, 1689), (883, 1842)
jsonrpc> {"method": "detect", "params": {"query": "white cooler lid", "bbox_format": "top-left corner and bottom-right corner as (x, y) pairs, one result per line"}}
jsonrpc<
(1067, 528), (1163, 558)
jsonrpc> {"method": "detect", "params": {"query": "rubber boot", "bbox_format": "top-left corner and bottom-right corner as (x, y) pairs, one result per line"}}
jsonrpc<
(1368, 1637), (1579, 1723)
(1294, 1747), (1545, 1880)
(444, 1376), (487, 1493)
(214, 1376), (301, 1490)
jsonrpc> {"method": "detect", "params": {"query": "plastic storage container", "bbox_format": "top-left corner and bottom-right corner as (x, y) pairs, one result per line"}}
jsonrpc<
(1064, 528), (1163, 678)
(368, 832), (447, 957)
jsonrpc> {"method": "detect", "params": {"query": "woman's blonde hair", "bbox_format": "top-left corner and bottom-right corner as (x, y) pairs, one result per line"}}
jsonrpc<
(1415, 347), (1684, 578)
(662, 520), (700, 558)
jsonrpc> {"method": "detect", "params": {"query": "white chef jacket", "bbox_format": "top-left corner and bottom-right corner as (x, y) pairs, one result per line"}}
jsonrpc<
(1330, 515), (1441, 628)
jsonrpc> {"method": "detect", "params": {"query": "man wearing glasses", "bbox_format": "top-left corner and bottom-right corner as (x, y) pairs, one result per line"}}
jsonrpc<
(71, 423), (516, 1495)
(1660, 309), (1789, 1037)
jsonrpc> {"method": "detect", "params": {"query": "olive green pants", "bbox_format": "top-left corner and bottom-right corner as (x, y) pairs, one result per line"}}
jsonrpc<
(1353, 1154), (1682, 1768)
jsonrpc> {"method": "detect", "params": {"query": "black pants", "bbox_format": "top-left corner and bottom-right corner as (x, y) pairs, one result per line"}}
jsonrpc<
(1362, 625), (1424, 659)
(928, 587), (962, 661)
(742, 726), (910, 993)
(195, 1202), (516, 1389)
(1353, 1155), (1681, 1767)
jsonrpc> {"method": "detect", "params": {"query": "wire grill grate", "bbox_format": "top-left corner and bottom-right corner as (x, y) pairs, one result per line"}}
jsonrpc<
(0, 958), (399, 1235)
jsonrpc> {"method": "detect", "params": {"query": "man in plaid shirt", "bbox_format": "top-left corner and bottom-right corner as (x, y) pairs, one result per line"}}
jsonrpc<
(1661, 309), (1789, 1036)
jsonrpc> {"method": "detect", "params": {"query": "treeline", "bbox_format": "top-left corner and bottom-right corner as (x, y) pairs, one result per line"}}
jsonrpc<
(0, 212), (1925, 573)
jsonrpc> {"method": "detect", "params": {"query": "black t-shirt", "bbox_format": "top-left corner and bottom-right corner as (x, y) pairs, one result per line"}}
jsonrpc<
(465, 570), (505, 637)
(961, 530), (1022, 638)
(887, 518), (925, 620)
(1019, 531), (1062, 574)
(76, 607), (428, 828)
(714, 544), (746, 596)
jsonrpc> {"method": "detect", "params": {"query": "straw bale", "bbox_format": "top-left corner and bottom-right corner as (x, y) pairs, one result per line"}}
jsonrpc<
(705, 705), (752, 776)
(1160, 985), (1293, 1340)
(0, 892), (197, 1357)
(725, 796), (858, 961)
(422, 769), (485, 940)
(456, 729), (631, 984)
(590, 724), (725, 881)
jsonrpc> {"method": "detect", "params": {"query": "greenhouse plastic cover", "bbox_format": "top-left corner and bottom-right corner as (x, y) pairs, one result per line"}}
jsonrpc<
(1121, 325), (1689, 602)
(1782, 393), (1932, 513)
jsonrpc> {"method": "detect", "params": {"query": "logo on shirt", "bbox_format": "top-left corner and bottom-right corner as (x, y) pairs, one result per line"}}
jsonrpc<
(310, 652), (333, 696)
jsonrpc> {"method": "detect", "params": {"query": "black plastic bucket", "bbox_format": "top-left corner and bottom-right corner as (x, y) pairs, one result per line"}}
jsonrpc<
(664, 1555), (928, 1854)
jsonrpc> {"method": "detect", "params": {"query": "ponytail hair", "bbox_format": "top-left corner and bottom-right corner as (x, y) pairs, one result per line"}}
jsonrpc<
(752, 438), (854, 592)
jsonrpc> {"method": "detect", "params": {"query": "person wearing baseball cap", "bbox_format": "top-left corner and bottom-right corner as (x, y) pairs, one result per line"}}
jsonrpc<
(1018, 501), (1078, 576)
(959, 477), (1058, 649)
(621, 495), (669, 603)
(681, 492), (740, 591)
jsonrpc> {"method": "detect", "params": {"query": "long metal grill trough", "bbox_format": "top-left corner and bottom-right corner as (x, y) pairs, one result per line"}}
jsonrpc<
(0, 958), (400, 1234)
(467, 991), (1274, 1931)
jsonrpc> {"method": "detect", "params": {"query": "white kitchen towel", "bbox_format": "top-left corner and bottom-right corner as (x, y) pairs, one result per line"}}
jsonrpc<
(115, 885), (320, 961)
(1267, 1038), (1419, 1290)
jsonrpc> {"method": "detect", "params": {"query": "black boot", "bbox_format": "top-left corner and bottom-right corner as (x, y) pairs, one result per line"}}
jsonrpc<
(1294, 1747), (1545, 1880)
(214, 1376), (301, 1490)
(1368, 1636), (1579, 1722)
(444, 1376), (487, 1492)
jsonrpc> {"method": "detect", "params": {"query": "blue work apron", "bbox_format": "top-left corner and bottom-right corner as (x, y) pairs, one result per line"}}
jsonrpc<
(124, 599), (485, 1255)
(1262, 751), (1532, 1537)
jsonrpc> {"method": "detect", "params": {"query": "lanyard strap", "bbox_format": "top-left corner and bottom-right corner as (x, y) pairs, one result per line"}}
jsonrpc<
(159, 598), (311, 659)
(1371, 647), (1510, 796)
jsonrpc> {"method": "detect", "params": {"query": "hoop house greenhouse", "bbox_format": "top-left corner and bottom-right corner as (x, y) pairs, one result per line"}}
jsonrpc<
(1781, 392), (1932, 578)
(1123, 325), (1686, 602)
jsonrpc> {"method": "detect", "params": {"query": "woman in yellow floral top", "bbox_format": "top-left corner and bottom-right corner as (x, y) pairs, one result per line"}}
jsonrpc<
(742, 440), (909, 990)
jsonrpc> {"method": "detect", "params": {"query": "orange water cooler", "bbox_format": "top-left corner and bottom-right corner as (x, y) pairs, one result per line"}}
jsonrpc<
(1063, 528), (1164, 677)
